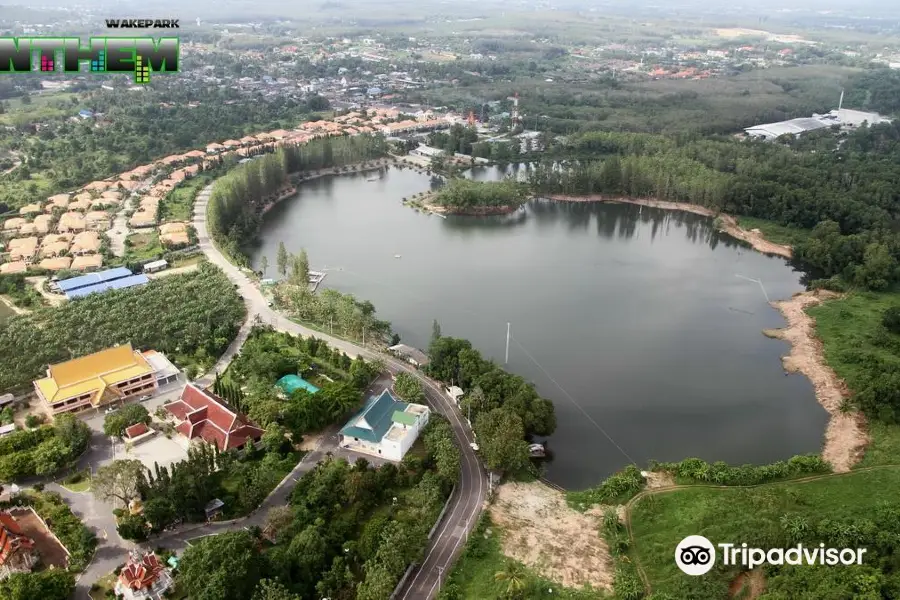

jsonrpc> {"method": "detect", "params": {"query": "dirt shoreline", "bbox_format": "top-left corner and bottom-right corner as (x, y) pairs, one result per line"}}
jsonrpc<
(543, 194), (793, 259)
(765, 291), (868, 472)
(545, 194), (864, 471)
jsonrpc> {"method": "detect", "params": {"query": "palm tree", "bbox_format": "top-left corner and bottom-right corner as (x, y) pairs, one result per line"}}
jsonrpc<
(495, 562), (528, 598)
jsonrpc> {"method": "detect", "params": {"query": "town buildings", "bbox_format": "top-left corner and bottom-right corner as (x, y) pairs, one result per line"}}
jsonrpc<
(339, 389), (430, 461)
(33, 344), (159, 414)
(163, 383), (265, 452)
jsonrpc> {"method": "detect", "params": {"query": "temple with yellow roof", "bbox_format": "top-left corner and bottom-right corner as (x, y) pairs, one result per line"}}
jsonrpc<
(34, 344), (158, 414)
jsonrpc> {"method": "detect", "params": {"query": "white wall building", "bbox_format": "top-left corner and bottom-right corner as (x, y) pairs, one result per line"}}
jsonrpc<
(339, 390), (430, 461)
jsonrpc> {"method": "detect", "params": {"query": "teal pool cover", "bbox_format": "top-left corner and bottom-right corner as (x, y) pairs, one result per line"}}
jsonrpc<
(276, 374), (320, 395)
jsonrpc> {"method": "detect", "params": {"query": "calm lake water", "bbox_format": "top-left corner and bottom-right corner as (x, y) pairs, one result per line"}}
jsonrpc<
(251, 165), (828, 490)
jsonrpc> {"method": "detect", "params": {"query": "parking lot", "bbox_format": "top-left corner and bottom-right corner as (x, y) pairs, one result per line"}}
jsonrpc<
(114, 433), (188, 471)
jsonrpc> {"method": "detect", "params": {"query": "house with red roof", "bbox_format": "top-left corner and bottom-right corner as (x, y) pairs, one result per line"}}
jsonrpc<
(0, 512), (37, 579)
(115, 550), (173, 600)
(163, 383), (264, 451)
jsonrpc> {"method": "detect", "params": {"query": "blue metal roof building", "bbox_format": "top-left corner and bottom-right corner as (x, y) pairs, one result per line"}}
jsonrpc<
(66, 274), (150, 300)
(57, 267), (133, 293)
(340, 390), (409, 444)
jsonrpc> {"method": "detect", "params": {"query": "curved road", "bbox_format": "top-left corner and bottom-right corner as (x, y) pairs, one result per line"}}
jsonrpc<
(193, 186), (487, 598)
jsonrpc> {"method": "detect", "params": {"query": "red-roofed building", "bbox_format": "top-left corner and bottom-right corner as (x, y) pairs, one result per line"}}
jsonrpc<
(163, 383), (264, 451)
(0, 512), (37, 578)
(115, 550), (173, 600)
(124, 423), (150, 439)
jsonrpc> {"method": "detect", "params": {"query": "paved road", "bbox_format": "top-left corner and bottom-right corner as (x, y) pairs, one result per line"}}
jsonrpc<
(193, 185), (488, 599)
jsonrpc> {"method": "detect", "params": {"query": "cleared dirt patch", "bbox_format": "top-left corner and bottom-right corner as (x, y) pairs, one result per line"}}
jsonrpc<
(9, 507), (69, 568)
(766, 290), (868, 472)
(490, 481), (614, 590)
(644, 471), (675, 489)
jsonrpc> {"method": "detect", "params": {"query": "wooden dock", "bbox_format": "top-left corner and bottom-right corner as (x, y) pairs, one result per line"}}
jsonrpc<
(309, 270), (326, 292)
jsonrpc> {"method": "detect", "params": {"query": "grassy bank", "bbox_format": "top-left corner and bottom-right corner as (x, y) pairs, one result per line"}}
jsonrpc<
(628, 467), (900, 597)
(438, 515), (606, 600)
(735, 216), (812, 247)
(806, 289), (900, 467)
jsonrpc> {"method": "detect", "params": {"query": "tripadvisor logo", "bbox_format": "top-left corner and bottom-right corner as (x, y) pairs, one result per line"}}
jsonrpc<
(675, 535), (868, 575)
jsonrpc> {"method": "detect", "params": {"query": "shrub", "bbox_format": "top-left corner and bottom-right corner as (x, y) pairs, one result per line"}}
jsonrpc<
(883, 306), (900, 335)
(24, 414), (43, 428)
(653, 453), (830, 485)
(567, 464), (645, 509)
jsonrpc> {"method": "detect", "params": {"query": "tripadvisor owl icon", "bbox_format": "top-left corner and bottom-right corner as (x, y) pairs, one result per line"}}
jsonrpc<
(675, 535), (716, 576)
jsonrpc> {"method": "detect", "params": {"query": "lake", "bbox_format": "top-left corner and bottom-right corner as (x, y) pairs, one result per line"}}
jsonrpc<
(251, 165), (828, 490)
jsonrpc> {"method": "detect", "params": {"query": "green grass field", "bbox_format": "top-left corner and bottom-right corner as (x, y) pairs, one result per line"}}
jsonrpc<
(161, 176), (212, 222)
(0, 92), (79, 126)
(629, 467), (900, 596)
(736, 216), (812, 247)
(125, 231), (164, 262)
(806, 289), (900, 467)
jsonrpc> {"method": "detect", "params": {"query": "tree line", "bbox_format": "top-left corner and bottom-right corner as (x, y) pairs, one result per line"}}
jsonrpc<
(0, 414), (90, 481)
(432, 177), (530, 210)
(531, 124), (900, 292)
(426, 326), (556, 473)
(101, 437), (297, 541)
(208, 135), (387, 262)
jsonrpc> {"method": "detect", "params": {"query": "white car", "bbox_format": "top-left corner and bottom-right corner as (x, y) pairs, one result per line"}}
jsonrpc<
(470, 442), (479, 451)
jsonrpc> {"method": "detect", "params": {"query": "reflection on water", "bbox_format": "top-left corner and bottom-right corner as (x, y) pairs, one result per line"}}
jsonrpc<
(252, 165), (827, 490)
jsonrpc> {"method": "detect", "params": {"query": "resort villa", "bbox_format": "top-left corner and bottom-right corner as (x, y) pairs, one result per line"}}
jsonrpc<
(338, 390), (430, 461)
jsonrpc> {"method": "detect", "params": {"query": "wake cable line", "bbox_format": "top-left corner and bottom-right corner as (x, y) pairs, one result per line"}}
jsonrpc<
(307, 265), (639, 464)
(510, 333), (639, 465)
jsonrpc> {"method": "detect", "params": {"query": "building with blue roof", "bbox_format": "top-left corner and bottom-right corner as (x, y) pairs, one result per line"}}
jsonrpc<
(338, 389), (430, 461)
(66, 274), (150, 300)
(57, 267), (133, 293)
(276, 374), (320, 395)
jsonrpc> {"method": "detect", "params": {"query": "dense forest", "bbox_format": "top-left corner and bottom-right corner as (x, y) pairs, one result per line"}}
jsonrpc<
(0, 263), (244, 392)
(530, 123), (900, 292)
(175, 418), (460, 600)
(0, 84), (331, 210)
(427, 330), (556, 472)
(214, 326), (383, 439)
(529, 122), (900, 431)
(431, 177), (530, 211)
(207, 135), (387, 261)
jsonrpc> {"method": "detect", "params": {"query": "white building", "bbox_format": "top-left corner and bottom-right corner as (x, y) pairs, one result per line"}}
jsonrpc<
(339, 390), (430, 461)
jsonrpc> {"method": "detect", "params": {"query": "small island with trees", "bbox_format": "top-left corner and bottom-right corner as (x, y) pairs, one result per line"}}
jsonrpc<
(426, 178), (530, 215)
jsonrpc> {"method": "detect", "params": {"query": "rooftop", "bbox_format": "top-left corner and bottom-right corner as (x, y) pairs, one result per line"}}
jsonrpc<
(340, 389), (408, 444)
(57, 267), (133, 292)
(66, 274), (149, 299)
(34, 344), (154, 404)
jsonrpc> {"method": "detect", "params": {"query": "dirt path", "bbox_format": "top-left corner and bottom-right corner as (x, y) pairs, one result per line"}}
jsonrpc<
(0, 295), (28, 315)
(765, 290), (867, 472)
(25, 276), (65, 306)
(543, 195), (793, 259)
(490, 481), (614, 591)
